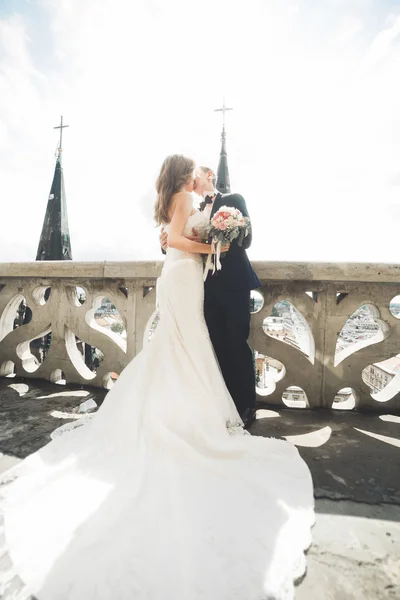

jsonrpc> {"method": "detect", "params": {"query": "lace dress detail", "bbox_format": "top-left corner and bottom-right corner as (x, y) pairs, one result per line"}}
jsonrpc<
(0, 210), (314, 600)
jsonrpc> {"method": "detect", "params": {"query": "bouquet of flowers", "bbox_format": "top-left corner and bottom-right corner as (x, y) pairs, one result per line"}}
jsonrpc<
(203, 206), (251, 281)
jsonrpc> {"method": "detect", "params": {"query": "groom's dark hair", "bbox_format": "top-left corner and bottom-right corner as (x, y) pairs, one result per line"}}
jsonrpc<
(200, 166), (216, 187)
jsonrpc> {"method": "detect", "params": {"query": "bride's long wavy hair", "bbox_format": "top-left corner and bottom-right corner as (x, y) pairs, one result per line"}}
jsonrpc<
(154, 154), (196, 225)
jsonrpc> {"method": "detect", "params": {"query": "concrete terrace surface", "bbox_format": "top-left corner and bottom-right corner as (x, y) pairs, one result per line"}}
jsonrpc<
(0, 377), (399, 599)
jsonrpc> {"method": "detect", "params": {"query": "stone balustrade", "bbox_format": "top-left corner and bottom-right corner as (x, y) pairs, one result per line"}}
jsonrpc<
(0, 260), (400, 412)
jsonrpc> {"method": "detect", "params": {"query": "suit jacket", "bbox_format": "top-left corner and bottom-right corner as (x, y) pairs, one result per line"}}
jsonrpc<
(206, 192), (261, 292)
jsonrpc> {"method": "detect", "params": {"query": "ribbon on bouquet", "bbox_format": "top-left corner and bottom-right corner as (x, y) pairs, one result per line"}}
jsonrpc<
(203, 240), (223, 281)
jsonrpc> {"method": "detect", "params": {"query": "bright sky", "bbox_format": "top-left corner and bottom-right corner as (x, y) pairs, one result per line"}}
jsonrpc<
(1, 0), (400, 263)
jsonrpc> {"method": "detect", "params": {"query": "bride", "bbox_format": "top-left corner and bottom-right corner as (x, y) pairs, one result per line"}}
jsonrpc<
(0, 154), (314, 600)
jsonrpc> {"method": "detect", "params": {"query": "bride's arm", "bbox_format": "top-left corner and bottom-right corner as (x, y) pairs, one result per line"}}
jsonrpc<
(167, 193), (214, 255)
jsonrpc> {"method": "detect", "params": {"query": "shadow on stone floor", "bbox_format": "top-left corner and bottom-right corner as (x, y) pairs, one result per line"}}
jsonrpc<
(251, 408), (400, 510)
(0, 377), (107, 458)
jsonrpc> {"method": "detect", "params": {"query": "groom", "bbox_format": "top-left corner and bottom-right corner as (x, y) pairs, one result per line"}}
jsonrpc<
(196, 167), (261, 428)
(161, 167), (261, 428)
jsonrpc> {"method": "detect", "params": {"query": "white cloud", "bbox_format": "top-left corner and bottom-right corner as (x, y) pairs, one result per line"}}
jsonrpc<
(0, 0), (400, 264)
(367, 13), (400, 66)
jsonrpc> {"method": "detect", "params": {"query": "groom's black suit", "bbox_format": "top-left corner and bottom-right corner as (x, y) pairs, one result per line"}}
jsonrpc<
(202, 192), (261, 419)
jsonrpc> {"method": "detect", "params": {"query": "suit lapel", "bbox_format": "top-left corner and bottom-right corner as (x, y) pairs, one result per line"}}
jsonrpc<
(210, 193), (223, 219)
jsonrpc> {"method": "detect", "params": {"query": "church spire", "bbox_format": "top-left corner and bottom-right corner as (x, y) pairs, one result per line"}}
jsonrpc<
(214, 100), (233, 194)
(36, 116), (72, 261)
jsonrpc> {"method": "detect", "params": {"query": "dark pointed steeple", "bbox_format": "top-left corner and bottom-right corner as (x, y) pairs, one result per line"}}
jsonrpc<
(214, 100), (233, 194)
(36, 116), (72, 261)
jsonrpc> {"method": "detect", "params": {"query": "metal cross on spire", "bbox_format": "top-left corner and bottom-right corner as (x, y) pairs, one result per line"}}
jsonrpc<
(54, 115), (69, 159)
(214, 99), (233, 132)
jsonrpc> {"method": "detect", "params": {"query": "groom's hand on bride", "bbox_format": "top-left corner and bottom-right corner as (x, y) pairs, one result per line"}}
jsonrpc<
(221, 242), (231, 253)
(210, 242), (230, 254)
(160, 227), (168, 252)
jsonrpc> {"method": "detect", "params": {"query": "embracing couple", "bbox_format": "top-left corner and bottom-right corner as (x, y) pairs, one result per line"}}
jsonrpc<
(160, 159), (261, 428)
(0, 154), (314, 600)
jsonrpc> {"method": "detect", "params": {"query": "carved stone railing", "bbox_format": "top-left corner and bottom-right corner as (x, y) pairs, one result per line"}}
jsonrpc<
(0, 261), (400, 412)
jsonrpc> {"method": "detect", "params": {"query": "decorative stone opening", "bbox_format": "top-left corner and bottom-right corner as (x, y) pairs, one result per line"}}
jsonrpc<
(50, 369), (66, 385)
(0, 294), (31, 343)
(254, 351), (285, 396)
(65, 327), (105, 380)
(362, 356), (400, 403)
(282, 386), (309, 408)
(86, 296), (127, 353)
(17, 325), (51, 373)
(335, 304), (389, 367)
(32, 286), (51, 306)
(389, 295), (400, 319)
(263, 300), (315, 364)
(0, 360), (16, 377)
(250, 290), (264, 314)
(66, 286), (87, 307)
(332, 387), (358, 410)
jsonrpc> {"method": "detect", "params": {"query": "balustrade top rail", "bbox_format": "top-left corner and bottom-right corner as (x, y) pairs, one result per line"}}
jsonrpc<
(1, 260), (400, 283)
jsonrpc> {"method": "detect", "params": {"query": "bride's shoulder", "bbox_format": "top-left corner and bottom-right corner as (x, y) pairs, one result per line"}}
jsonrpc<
(170, 191), (193, 213)
(173, 190), (192, 200)
(168, 191), (193, 221)
(171, 191), (192, 208)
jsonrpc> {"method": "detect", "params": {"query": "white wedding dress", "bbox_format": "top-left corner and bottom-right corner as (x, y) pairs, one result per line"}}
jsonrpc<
(0, 211), (314, 600)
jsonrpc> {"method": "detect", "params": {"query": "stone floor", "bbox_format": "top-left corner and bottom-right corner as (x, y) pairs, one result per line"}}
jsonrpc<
(0, 376), (400, 599)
